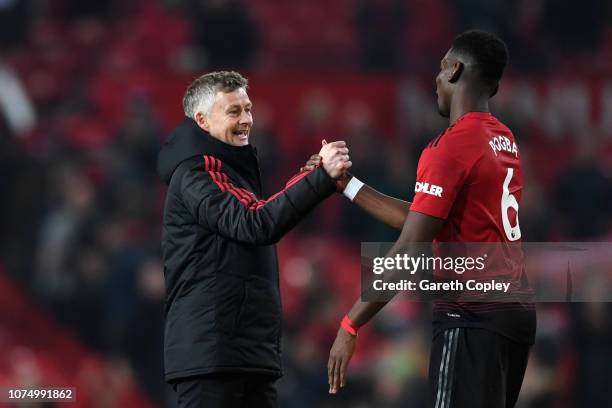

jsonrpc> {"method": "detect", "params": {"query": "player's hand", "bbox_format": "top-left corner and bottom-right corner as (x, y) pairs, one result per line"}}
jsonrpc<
(300, 154), (321, 172)
(319, 140), (352, 179)
(328, 327), (357, 394)
(335, 173), (352, 193)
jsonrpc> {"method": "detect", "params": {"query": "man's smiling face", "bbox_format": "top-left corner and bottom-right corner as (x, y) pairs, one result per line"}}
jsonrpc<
(203, 87), (253, 146)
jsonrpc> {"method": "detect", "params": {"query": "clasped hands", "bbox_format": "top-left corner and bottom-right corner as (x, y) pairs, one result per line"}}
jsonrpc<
(301, 140), (351, 186)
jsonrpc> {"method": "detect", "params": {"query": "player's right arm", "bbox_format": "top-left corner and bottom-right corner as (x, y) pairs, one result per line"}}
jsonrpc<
(338, 175), (410, 229)
(301, 155), (410, 229)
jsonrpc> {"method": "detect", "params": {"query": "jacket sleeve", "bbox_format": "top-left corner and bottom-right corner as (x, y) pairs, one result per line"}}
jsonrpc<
(179, 158), (337, 245)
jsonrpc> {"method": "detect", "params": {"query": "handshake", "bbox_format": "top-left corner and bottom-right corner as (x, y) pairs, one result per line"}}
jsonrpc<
(300, 140), (351, 186)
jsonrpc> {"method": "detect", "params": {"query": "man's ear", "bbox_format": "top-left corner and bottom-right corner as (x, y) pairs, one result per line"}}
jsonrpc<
(448, 61), (463, 83)
(194, 112), (209, 131)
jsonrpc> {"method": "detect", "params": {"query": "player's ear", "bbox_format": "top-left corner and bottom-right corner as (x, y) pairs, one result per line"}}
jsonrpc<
(449, 62), (463, 83)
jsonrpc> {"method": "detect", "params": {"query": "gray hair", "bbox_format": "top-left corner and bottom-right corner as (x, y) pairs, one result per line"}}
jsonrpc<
(182, 71), (249, 118)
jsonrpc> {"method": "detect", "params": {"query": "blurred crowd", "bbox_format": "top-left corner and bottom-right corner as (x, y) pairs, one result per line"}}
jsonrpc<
(0, 0), (611, 407)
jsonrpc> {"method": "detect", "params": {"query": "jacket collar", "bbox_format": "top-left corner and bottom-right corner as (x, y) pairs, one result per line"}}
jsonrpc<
(158, 118), (259, 185)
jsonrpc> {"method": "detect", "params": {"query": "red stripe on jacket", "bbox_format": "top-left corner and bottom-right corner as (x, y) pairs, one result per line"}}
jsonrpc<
(202, 155), (318, 211)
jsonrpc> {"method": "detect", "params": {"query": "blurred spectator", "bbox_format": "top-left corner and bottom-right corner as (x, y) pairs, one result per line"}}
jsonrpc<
(0, 61), (36, 137)
(354, 0), (406, 72)
(0, 135), (40, 285)
(519, 171), (554, 241)
(248, 103), (283, 191)
(33, 163), (96, 315)
(371, 333), (429, 408)
(503, 0), (549, 72)
(9, 347), (43, 389)
(297, 90), (335, 150)
(543, 0), (604, 55)
(554, 139), (612, 239)
(518, 352), (558, 407)
(69, 247), (109, 349)
(341, 101), (384, 182)
(188, 0), (259, 69)
(125, 257), (167, 403)
(111, 95), (162, 176)
(451, 0), (510, 33)
(0, 0), (28, 50)
(570, 302), (612, 407)
(58, 0), (114, 21)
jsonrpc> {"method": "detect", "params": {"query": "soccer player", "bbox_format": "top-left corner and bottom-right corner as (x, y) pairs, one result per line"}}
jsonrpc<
(323, 30), (536, 407)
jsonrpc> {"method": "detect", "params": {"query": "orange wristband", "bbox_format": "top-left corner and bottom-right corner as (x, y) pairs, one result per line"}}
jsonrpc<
(340, 315), (359, 336)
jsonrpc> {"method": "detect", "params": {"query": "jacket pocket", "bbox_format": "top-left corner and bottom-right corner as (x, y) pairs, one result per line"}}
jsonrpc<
(232, 283), (249, 337)
(215, 274), (247, 336)
(238, 276), (281, 343)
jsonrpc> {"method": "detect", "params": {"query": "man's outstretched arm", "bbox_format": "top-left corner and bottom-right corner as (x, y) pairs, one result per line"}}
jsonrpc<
(302, 155), (410, 229)
(182, 142), (350, 245)
(327, 210), (445, 394)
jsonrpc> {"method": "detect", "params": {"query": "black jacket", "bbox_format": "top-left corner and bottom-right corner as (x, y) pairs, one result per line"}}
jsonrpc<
(157, 118), (336, 381)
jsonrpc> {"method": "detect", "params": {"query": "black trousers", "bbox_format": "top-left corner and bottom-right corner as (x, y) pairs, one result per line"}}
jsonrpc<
(428, 328), (530, 408)
(172, 373), (278, 408)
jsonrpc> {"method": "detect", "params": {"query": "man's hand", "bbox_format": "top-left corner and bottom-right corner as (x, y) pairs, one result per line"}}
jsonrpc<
(299, 154), (321, 172)
(300, 152), (351, 192)
(319, 140), (351, 179)
(328, 328), (357, 394)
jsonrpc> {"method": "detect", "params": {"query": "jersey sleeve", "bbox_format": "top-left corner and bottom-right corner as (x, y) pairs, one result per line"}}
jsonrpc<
(409, 126), (481, 220)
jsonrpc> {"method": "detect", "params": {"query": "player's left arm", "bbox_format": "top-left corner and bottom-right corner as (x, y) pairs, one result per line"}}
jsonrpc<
(327, 210), (445, 394)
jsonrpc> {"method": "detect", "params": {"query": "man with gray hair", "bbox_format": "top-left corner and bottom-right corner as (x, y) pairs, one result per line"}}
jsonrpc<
(157, 71), (350, 407)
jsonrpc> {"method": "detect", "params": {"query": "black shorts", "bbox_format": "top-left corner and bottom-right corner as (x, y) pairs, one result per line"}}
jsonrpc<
(171, 373), (278, 408)
(428, 328), (530, 408)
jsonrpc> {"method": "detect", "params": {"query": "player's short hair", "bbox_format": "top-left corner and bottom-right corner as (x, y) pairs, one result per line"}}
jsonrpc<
(182, 71), (248, 118)
(451, 30), (508, 86)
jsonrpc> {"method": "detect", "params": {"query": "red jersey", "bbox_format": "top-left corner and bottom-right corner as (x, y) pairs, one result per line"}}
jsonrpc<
(411, 112), (522, 243)
(410, 111), (535, 344)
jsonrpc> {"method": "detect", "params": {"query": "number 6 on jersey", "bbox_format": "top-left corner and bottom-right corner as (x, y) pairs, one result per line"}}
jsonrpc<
(501, 167), (521, 241)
